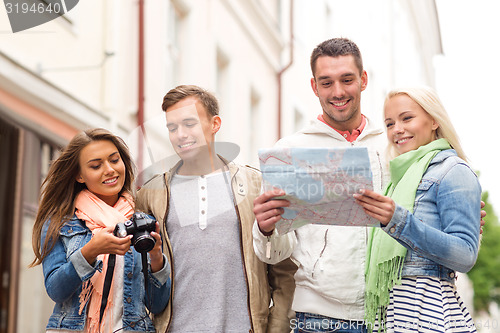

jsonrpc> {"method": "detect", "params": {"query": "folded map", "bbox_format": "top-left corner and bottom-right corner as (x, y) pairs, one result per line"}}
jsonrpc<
(258, 147), (379, 234)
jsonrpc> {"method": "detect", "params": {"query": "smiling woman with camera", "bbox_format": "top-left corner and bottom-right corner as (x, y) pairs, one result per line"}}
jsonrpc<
(31, 128), (171, 333)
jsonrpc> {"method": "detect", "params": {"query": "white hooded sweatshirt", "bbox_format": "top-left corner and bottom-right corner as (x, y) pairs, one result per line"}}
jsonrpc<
(253, 116), (390, 321)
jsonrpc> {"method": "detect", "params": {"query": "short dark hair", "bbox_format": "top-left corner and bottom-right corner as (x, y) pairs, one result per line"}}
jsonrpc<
(162, 85), (219, 117)
(310, 38), (363, 77)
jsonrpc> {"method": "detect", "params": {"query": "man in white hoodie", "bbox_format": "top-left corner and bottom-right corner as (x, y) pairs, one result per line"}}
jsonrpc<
(252, 37), (389, 333)
(253, 37), (486, 333)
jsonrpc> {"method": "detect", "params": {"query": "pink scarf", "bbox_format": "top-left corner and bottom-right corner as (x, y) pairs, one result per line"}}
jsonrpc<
(74, 189), (134, 333)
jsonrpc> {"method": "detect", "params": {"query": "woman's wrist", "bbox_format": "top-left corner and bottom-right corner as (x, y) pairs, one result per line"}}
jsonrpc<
(80, 241), (98, 265)
(149, 250), (164, 273)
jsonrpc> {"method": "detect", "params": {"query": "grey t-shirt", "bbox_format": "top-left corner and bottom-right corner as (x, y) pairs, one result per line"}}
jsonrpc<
(166, 171), (251, 332)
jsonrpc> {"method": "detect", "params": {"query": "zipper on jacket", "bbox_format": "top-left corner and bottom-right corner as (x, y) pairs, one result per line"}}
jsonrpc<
(266, 236), (272, 259)
(311, 229), (329, 278)
(375, 151), (383, 192)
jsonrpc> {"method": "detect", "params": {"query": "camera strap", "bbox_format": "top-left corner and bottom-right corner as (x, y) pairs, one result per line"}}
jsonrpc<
(141, 252), (149, 297)
(99, 253), (116, 323)
(97, 252), (150, 325)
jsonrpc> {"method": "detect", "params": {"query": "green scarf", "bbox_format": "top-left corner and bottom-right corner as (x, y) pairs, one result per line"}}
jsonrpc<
(364, 138), (451, 331)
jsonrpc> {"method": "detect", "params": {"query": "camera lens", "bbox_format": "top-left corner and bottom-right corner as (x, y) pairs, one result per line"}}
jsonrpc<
(133, 233), (156, 253)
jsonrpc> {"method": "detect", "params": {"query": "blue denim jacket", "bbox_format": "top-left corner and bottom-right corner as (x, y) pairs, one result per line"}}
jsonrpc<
(41, 215), (171, 331)
(384, 149), (481, 281)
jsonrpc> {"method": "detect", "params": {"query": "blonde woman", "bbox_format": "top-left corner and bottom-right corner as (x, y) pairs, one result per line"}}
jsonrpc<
(354, 87), (480, 332)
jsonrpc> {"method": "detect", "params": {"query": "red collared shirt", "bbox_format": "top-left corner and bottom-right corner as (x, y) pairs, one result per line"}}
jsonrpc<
(317, 114), (367, 143)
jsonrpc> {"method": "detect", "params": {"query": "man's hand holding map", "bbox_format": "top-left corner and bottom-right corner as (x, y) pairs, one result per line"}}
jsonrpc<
(258, 147), (379, 234)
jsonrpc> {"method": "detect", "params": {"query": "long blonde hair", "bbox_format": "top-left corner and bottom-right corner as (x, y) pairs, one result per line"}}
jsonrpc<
(384, 86), (467, 161)
(31, 128), (135, 266)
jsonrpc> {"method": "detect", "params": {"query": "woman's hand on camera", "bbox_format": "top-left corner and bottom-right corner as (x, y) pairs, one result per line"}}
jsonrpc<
(148, 222), (164, 273)
(81, 227), (132, 265)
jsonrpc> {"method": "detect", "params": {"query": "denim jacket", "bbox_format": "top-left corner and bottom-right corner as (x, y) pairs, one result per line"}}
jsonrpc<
(42, 215), (171, 331)
(383, 149), (481, 281)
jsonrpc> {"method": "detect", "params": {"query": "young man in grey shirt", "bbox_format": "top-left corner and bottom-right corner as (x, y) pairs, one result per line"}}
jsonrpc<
(137, 85), (296, 333)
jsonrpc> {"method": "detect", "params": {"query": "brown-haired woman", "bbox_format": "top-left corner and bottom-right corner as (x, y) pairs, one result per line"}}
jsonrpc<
(31, 128), (171, 333)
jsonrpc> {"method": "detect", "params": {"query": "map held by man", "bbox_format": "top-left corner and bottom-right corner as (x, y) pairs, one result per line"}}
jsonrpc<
(258, 147), (378, 234)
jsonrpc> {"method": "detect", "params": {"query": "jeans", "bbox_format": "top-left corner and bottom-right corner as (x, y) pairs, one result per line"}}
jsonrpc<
(292, 312), (367, 333)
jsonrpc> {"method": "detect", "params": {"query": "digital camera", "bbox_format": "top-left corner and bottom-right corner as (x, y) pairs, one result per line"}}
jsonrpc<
(114, 212), (156, 253)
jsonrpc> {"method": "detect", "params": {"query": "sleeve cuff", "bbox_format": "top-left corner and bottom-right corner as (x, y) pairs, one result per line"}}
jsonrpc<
(69, 249), (101, 281)
(383, 204), (407, 238)
(150, 254), (170, 286)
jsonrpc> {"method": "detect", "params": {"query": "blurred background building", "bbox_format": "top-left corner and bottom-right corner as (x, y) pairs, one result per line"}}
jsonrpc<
(0, 0), (496, 332)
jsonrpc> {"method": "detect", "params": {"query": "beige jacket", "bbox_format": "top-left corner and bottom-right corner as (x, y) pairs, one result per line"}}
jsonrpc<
(136, 158), (297, 333)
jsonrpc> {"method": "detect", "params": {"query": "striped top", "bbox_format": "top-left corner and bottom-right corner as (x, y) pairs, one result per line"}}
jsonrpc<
(375, 276), (476, 333)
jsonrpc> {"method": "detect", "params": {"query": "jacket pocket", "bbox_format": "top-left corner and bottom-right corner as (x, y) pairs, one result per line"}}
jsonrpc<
(414, 178), (437, 209)
(417, 178), (435, 191)
(60, 223), (89, 258)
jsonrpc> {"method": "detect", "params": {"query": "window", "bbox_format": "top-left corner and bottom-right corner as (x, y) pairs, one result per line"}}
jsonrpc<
(0, 117), (59, 332)
(249, 88), (261, 164)
(166, 0), (188, 86)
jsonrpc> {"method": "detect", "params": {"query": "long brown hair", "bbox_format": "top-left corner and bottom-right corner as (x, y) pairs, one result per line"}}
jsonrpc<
(30, 128), (135, 266)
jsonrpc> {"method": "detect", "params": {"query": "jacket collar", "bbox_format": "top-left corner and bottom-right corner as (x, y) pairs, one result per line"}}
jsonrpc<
(302, 115), (384, 142)
(427, 148), (456, 166)
(59, 214), (88, 234)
